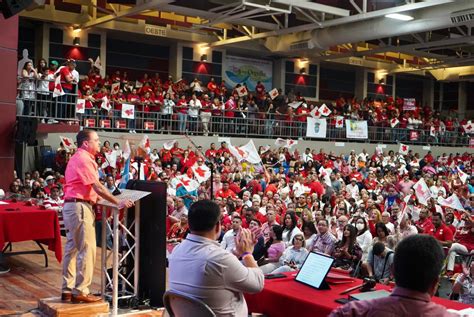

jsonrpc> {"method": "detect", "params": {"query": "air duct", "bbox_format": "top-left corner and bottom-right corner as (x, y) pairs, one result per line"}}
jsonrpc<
(264, 0), (474, 53)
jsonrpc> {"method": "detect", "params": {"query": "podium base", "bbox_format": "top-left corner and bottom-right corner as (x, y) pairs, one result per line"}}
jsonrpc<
(38, 297), (109, 317)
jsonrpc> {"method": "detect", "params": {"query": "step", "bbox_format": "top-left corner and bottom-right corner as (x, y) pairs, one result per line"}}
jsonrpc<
(38, 297), (109, 317)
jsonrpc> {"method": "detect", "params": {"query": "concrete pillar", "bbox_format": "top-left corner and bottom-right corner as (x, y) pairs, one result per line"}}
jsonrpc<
(35, 22), (49, 61)
(354, 68), (366, 100)
(272, 59), (285, 91)
(169, 42), (181, 80)
(458, 81), (467, 118)
(423, 78), (434, 109)
(0, 15), (18, 190)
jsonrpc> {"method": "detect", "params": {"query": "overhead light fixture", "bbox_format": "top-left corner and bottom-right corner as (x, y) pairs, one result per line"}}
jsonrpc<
(300, 67), (306, 75)
(385, 13), (414, 21)
(73, 37), (80, 46)
(379, 78), (385, 85)
(200, 54), (207, 62)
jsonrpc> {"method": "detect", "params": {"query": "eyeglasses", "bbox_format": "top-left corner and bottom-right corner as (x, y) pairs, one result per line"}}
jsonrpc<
(294, 237), (304, 241)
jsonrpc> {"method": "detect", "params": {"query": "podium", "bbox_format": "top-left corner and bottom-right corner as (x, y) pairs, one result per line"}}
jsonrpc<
(97, 189), (151, 316)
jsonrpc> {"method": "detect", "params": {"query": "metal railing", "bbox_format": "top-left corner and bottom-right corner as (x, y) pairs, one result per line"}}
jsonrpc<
(15, 80), (472, 147)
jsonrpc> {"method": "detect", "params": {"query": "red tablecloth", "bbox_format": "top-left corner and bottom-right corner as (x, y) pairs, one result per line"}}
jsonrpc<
(0, 201), (62, 262)
(245, 270), (471, 317)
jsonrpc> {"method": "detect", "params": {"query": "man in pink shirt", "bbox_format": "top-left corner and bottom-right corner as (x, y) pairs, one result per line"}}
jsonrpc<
(61, 130), (133, 303)
(330, 235), (454, 317)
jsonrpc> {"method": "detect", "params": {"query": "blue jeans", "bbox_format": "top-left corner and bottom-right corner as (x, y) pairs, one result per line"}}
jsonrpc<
(178, 113), (187, 133)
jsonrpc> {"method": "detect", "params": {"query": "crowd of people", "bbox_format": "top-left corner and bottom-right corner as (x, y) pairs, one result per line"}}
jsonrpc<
(16, 57), (473, 144)
(5, 135), (474, 304)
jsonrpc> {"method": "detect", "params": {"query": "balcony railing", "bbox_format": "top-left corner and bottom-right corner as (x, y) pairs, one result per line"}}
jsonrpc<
(15, 79), (472, 147)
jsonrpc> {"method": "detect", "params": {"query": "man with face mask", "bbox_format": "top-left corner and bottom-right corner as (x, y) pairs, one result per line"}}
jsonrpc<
(169, 200), (264, 316)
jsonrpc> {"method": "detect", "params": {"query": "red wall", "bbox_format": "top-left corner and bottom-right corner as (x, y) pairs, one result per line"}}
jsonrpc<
(0, 15), (18, 190)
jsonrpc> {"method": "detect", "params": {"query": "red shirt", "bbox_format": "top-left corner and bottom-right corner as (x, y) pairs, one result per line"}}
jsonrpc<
(216, 189), (236, 199)
(427, 224), (453, 243)
(59, 67), (73, 91)
(416, 218), (434, 233)
(205, 149), (217, 159)
(455, 227), (474, 251)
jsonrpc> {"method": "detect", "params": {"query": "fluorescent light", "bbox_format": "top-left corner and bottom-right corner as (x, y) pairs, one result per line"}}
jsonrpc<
(385, 13), (414, 21)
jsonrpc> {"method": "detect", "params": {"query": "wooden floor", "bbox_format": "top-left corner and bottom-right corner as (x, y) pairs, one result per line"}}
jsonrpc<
(0, 239), (164, 316)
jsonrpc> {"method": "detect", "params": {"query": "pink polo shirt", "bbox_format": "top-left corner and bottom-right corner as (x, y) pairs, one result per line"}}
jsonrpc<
(329, 287), (457, 317)
(64, 148), (99, 203)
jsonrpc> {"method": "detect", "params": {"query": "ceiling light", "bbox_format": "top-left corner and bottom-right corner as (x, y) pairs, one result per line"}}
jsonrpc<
(73, 37), (80, 46)
(201, 54), (208, 62)
(385, 13), (414, 21)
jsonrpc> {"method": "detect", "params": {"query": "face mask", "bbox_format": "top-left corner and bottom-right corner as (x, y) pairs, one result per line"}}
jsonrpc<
(356, 223), (365, 231)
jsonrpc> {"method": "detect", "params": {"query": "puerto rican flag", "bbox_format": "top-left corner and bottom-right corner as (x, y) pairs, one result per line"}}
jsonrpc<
(191, 163), (211, 183)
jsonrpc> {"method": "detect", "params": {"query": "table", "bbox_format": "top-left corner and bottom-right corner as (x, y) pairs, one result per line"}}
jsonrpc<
(0, 201), (62, 265)
(245, 270), (471, 317)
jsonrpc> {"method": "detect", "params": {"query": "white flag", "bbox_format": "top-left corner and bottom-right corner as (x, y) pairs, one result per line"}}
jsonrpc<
(53, 76), (64, 98)
(275, 138), (297, 149)
(318, 104), (331, 116)
(457, 167), (468, 184)
(430, 126), (437, 137)
(229, 140), (261, 164)
(269, 88), (279, 100)
(438, 194), (465, 211)
(121, 103), (135, 119)
(163, 140), (176, 150)
(100, 96), (111, 111)
(104, 150), (118, 168)
(306, 117), (327, 138)
(399, 143), (409, 155)
(111, 82), (120, 95)
(414, 178), (431, 206)
(288, 101), (302, 109)
(139, 135), (150, 154)
(335, 116), (344, 128)
(75, 99), (85, 114)
(59, 135), (76, 151)
(192, 163), (211, 183)
(310, 106), (320, 118)
(135, 80), (143, 88)
(390, 118), (399, 128)
(260, 145), (271, 154)
(462, 121), (473, 134)
(318, 166), (332, 187)
(122, 140), (131, 161)
(236, 86), (248, 97)
(94, 56), (102, 70)
(177, 175), (200, 192)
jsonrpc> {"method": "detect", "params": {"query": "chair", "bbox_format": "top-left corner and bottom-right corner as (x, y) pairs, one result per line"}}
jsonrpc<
(163, 290), (216, 317)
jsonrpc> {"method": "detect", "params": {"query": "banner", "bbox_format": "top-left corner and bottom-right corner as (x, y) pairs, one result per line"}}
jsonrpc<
(345, 120), (368, 139)
(403, 98), (416, 111)
(306, 117), (327, 138)
(223, 55), (272, 91)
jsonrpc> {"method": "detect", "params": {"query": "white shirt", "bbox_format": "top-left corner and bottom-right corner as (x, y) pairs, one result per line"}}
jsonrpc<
(356, 230), (373, 261)
(169, 234), (264, 317)
(188, 99), (202, 117)
(346, 183), (360, 199)
(221, 229), (238, 253)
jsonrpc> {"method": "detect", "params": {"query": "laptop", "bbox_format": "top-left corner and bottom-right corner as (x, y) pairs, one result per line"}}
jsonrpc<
(295, 252), (334, 290)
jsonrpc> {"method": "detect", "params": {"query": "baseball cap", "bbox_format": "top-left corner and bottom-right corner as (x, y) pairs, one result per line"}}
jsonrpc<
(50, 60), (59, 66)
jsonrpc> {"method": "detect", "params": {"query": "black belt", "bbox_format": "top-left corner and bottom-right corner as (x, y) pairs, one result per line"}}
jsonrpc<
(64, 198), (94, 206)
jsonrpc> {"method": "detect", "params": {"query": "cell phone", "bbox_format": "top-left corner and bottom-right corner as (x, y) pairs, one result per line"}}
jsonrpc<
(335, 298), (350, 304)
(265, 273), (286, 279)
